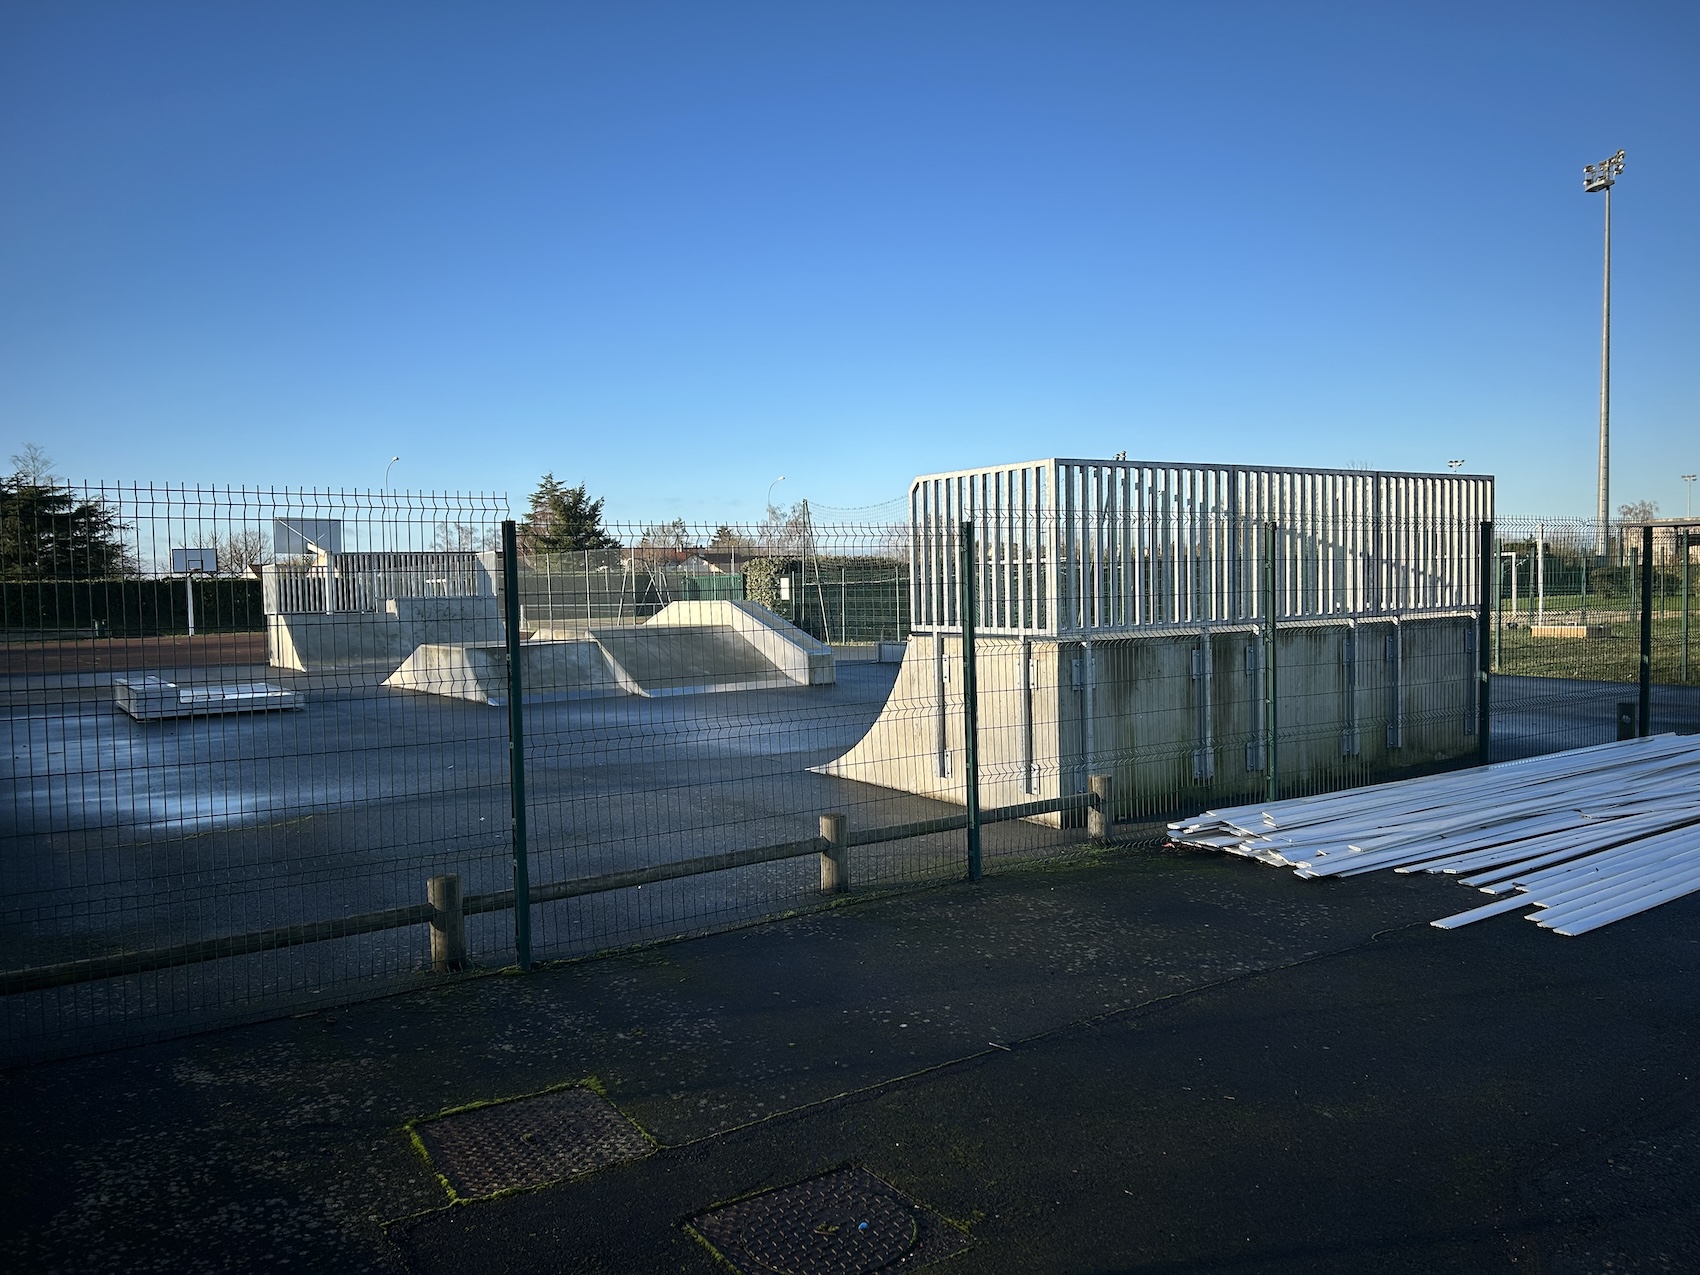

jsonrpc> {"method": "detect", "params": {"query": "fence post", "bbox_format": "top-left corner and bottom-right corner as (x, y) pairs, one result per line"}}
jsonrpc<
(819, 813), (849, 894)
(1088, 774), (1112, 842)
(1262, 521), (1278, 803)
(1683, 528), (1691, 684)
(428, 874), (466, 972)
(1478, 521), (1494, 763)
(501, 520), (533, 971)
(1639, 523), (1654, 736)
(960, 519), (982, 882)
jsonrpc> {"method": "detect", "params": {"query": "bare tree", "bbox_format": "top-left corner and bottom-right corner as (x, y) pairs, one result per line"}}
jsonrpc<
(639, 518), (691, 553)
(758, 501), (813, 557)
(208, 528), (274, 575)
(9, 443), (56, 485)
(433, 521), (497, 552)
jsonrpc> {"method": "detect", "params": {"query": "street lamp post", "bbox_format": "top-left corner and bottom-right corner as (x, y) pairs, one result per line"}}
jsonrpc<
(1584, 149), (1625, 557)
(766, 476), (787, 513)
(1684, 474), (1697, 518)
(385, 456), (401, 489)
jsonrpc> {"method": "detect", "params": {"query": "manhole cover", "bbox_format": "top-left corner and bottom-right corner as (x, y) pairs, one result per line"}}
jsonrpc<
(691, 1166), (971, 1274)
(412, 1085), (653, 1199)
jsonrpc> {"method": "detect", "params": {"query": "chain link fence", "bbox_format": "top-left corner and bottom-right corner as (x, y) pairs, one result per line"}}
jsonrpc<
(4, 482), (1694, 1065)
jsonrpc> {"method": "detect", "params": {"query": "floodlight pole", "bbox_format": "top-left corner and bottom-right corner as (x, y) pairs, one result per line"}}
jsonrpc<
(382, 457), (400, 587)
(1584, 150), (1625, 558)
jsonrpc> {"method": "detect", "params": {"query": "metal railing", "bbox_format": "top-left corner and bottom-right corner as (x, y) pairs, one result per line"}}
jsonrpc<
(262, 552), (493, 615)
(910, 458), (1494, 635)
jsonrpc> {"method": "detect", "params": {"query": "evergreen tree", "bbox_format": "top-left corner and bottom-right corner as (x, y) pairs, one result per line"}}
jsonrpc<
(519, 474), (619, 553)
(0, 476), (135, 580)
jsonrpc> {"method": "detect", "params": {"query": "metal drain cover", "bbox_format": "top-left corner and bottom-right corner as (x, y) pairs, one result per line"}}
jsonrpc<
(413, 1085), (652, 1199)
(691, 1166), (971, 1274)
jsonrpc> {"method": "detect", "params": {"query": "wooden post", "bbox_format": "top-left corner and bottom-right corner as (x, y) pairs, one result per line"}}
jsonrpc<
(428, 873), (466, 973)
(819, 813), (849, 894)
(1088, 774), (1112, 842)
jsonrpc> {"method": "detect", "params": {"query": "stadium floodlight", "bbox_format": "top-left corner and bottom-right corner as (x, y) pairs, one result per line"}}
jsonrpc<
(1584, 149), (1626, 555)
(1582, 150), (1625, 193)
(1684, 474), (1697, 517)
(1447, 459), (1465, 472)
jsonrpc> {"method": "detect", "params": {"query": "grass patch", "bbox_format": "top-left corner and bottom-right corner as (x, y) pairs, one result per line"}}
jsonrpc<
(1493, 614), (1698, 684)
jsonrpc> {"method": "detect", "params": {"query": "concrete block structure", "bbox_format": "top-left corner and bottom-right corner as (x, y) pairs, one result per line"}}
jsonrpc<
(817, 457), (1494, 818)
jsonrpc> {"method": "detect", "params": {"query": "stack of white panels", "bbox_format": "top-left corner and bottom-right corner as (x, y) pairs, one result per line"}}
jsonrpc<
(1168, 736), (1700, 936)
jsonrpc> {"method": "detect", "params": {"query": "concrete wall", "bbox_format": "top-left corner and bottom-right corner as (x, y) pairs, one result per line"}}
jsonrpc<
(815, 614), (1479, 820)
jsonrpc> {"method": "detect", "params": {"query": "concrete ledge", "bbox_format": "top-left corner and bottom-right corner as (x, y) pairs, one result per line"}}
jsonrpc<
(1530, 624), (1612, 639)
(115, 675), (304, 720)
(831, 641), (908, 664)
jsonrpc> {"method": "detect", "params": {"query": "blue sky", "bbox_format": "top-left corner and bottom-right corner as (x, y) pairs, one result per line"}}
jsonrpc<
(2, 1), (1696, 521)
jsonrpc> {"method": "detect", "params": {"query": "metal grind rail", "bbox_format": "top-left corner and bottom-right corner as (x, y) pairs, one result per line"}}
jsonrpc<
(0, 788), (1107, 996)
(1169, 735), (1700, 935)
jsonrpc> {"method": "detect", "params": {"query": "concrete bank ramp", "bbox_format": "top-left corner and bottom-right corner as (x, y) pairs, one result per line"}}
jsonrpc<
(588, 626), (789, 696)
(384, 640), (626, 706)
(641, 600), (835, 688)
(384, 601), (833, 704)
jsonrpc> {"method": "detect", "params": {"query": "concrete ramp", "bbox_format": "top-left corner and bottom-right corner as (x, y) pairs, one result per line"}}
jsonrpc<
(385, 602), (833, 703)
(811, 633), (1050, 814)
(269, 596), (502, 674)
(384, 640), (626, 705)
(588, 625), (792, 697)
(642, 600), (835, 687)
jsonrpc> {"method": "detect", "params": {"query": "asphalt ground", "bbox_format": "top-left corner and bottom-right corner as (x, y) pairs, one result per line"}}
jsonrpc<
(4, 843), (1699, 1274)
(5, 651), (1698, 1064)
(0, 632), (269, 677)
(1, 661), (1075, 1061)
